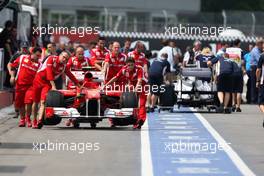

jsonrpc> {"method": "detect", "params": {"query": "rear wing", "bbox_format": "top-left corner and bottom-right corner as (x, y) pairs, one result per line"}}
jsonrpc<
(69, 71), (105, 83)
(181, 68), (212, 78)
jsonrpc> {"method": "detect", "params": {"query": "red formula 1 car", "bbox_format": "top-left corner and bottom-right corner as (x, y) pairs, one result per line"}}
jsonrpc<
(43, 67), (139, 129)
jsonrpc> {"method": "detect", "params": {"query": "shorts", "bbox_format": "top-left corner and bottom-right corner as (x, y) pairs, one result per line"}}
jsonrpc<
(148, 74), (163, 95)
(24, 87), (34, 105)
(32, 83), (51, 103)
(258, 85), (264, 105)
(217, 74), (233, 93)
(232, 73), (243, 93)
(15, 85), (31, 108)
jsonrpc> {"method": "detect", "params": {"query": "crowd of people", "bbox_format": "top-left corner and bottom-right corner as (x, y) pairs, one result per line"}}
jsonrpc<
(177, 38), (264, 113)
(1, 20), (264, 129)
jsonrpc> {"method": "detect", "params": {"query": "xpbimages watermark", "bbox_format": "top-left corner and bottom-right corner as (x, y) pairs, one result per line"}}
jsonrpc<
(104, 82), (166, 95)
(164, 141), (231, 154)
(32, 24), (100, 38)
(32, 140), (100, 154)
(165, 24), (231, 37)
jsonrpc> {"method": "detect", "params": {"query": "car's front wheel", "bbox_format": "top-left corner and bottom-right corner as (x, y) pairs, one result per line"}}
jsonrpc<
(43, 90), (64, 125)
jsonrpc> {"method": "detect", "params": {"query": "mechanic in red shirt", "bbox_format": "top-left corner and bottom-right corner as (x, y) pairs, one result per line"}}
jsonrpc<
(66, 45), (90, 88)
(103, 41), (126, 83)
(104, 58), (147, 129)
(32, 51), (81, 129)
(127, 41), (149, 79)
(67, 46), (90, 71)
(7, 47), (42, 127)
(89, 37), (110, 71)
(65, 46), (91, 126)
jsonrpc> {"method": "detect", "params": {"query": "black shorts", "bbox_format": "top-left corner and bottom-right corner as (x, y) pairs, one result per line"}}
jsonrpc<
(258, 85), (264, 105)
(217, 74), (233, 93)
(149, 75), (163, 95)
(232, 73), (243, 93)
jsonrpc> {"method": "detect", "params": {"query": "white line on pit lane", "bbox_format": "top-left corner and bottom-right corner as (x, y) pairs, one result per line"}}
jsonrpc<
(157, 118), (188, 121)
(141, 117), (154, 176)
(191, 109), (256, 176)
(171, 158), (211, 164)
(163, 125), (197, 130)
(160, 121), (187, 125)
(163, 130), (194, 135)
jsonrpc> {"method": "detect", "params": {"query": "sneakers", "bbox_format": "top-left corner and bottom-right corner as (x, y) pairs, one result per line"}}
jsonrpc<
(109, 118), (116, 128)
(110, 124), (116, 128)
(236, 107), (242, 112)
(32, 119), (38, 129)
(232, 105), (242, 112)
(146, 107), (150, 113)
(18, 118), (26, 127)
(65, 119), (72, 127)
(216, 104), (224, 113)
(147, 107), (155, 113)
(13, 110), (19, 118)
(25, 116), (32, 128)
(133, 120), (144, 130)
(37, 119), (43, 129)
(32, 119), (43, 129)
(150, 107), (155, 113)
(224, 108), (232, 114)
(232, 105), (236, 112)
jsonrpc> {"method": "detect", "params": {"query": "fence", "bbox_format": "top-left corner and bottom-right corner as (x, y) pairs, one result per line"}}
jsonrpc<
(0, 48), (4, 90)
(44, 10), (264, 37)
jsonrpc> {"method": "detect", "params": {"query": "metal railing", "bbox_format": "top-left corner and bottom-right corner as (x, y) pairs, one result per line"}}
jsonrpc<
(0, 48), (4, 90)
(45, 10), (264, 37)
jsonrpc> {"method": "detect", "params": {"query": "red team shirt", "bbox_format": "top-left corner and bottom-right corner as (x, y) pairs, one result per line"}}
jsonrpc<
(35, 55), (79, 85)
(11, 55), (40, 86)
(127, 50), (148, 83)
(105, 52), (127, 81)
(115, 65), (143, 86)
(66, 56), (90, 70)
(32, 55), (79, 102)
(127, 51), (148, 68)
(89, 47), (110, 66)
(11, 55), (40, 107)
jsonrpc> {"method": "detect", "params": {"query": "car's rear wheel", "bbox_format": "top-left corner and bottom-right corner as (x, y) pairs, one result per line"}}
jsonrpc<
(44, 91), (64, 125)
(120, 92), (138, 108)
(73, 120), (80, 129)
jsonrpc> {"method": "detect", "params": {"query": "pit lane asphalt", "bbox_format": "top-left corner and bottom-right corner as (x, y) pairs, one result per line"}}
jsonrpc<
(0, 104), (263, 176)
(0, 113), (141, 176)
(201, 104), (264, 176)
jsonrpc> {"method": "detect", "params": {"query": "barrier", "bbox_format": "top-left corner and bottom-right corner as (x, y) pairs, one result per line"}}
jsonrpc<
(0, 48), (4, 90)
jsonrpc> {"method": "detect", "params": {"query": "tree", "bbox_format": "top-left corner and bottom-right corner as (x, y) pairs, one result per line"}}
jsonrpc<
(201, 0), (264, 12)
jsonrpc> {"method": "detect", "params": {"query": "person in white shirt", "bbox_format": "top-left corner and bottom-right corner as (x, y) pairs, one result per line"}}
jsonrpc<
(158, 40), (178, 83)
(183, 40), (202, 67)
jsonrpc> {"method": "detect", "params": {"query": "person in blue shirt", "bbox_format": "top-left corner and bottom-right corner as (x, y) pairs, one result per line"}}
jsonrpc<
(250, 39), (263, 103)
(147, 53), (170, 112)
(196, 47), (215, 82)
(84, 41), (96, 59)
(120, 38), (132, 55)
(256, 53), (264, 113)
(207, 53), (234, 113)
(197, 47), (215, 68)
(244, 44), (254, 103)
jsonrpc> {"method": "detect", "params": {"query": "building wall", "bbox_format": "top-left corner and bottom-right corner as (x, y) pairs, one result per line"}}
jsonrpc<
(42, 0), (200, 12)
(41, 0), (201, 32)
